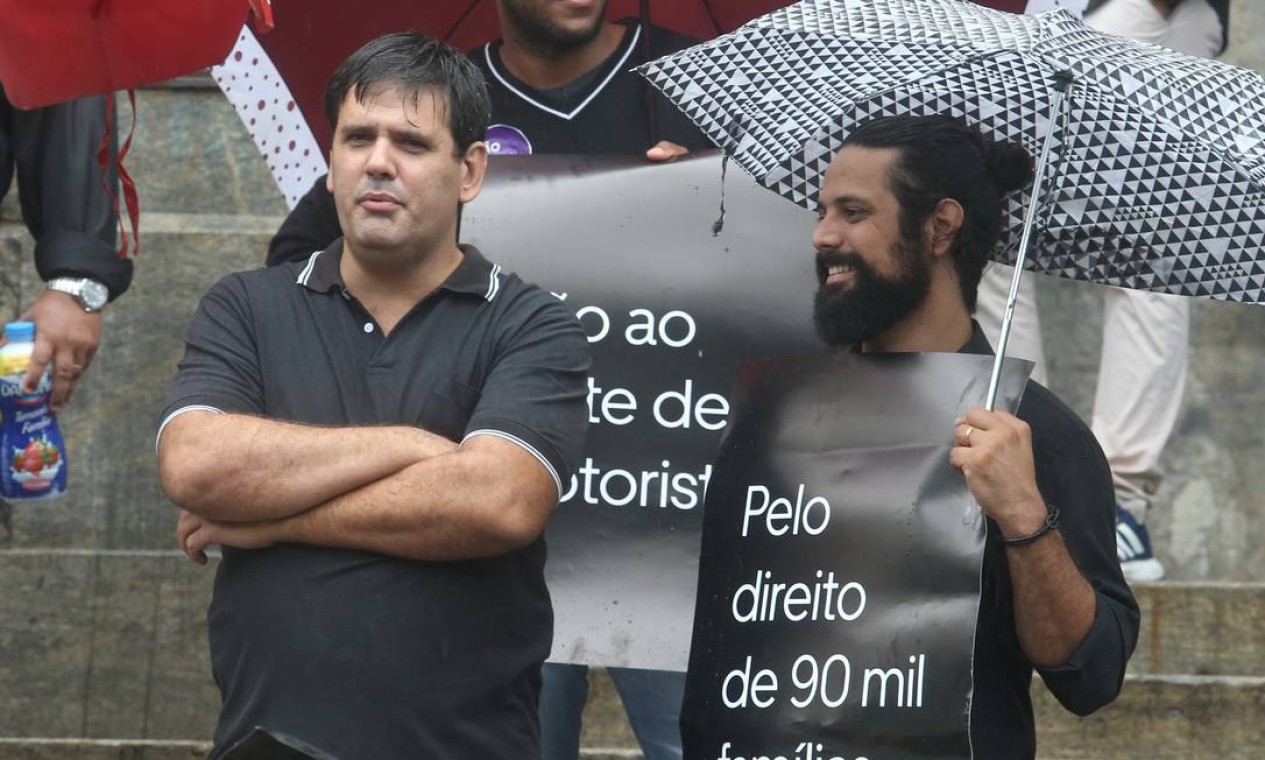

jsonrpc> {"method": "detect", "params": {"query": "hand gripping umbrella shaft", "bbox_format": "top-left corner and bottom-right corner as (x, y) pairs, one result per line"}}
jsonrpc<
(985, 72), (1070, 411)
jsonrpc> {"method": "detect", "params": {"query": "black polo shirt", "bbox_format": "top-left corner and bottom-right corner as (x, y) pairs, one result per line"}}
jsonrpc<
(160, 242), (590, 760)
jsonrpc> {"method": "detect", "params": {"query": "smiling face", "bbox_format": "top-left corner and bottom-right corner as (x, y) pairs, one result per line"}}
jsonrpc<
(325, 84), (486, 268)
(497, 0), (609, 52)
(811, 145), (933, 348)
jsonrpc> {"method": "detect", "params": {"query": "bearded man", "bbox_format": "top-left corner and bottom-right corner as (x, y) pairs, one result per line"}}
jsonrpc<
(811, 114), (1138, 757)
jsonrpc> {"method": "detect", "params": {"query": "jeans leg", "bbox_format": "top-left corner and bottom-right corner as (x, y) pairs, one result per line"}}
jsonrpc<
(539, 662), (590, 760)
(608, 667), (686, 760)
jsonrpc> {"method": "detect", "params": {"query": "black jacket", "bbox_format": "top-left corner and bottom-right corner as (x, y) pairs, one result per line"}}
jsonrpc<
(0, 86), (131, 299)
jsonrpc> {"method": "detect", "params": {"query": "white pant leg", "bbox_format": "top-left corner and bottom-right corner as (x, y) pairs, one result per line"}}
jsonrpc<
(1084, 0), (1172, 45)
(1086, 0), (1222, 57)
(974, 263), (1048, 386)
(1090, 288), (1188, 520)
(1157, 0), (1223, 57)
(1082, 0), (1218, 523)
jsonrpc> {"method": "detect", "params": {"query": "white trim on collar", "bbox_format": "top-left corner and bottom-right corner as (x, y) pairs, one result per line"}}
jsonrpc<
(295, 249), (322, 286)
(485, 264), (502, 302)
(482, 24), (642, 122)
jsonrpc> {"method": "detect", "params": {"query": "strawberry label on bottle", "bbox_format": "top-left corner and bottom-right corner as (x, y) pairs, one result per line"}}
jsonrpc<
(1, 322), (68, 500)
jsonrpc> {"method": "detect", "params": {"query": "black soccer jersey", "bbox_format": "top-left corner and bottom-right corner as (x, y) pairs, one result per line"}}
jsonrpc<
(472, 19), (713, 155)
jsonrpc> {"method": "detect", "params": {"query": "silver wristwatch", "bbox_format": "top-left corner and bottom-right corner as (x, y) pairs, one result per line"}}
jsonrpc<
(46, 277), (110, 313)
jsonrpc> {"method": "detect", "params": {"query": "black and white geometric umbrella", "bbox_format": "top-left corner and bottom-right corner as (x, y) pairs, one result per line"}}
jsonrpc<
(639, 0), (1265, 305)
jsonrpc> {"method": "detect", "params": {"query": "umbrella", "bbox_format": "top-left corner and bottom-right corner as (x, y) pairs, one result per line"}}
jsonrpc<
(0, 0), (274, 258)
(210, 0), (796, 205)
(0, 0), (273, 109)
(639, 0), (1265, 405)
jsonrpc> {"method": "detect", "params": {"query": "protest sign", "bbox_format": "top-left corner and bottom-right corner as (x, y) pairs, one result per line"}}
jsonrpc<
(681, 352), (1031, 760)
(463, 152), (821, 669)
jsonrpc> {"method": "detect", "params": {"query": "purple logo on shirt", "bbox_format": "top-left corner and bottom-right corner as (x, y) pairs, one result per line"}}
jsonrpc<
(486, 124), (533, 156)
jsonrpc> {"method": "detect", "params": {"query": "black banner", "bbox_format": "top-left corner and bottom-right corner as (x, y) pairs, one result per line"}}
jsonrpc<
(682, 353), (1030, 760)
(463, 152), (821, 669)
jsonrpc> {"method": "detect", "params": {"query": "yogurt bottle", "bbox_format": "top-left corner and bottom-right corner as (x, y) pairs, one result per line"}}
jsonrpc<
(0, 321), (67, 500)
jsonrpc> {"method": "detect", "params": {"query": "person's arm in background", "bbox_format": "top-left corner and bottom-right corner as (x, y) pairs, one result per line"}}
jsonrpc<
(642, 23), (717, 163)
(645, 141), (690, 162)
(266, 174), (342, 267)
(5, 91), (132, 410)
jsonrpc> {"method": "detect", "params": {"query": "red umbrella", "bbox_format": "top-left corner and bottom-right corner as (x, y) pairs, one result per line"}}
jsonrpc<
(213, 0), (797, 205)
(242, 1), (788, 162)
(213, 0), (1032, 206)
(0, 0), (274, 258)
(0, 0), (274, 109)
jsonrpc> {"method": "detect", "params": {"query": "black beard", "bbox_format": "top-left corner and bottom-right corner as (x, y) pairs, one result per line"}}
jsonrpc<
(812, 241), (931, 349)
(500, 0), (608, 56)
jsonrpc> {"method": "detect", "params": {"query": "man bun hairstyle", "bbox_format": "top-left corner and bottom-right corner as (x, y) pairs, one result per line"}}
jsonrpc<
(841, 115), (1034, 312)
(324, 32), (492, 155)
(982, 137), (1035, 197)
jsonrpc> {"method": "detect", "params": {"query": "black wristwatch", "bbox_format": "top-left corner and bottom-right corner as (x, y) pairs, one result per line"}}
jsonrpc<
(46, 277), (110, 313)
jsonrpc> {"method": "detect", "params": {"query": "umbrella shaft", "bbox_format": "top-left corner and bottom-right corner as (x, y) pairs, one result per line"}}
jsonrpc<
(985, 83), (1068, 410)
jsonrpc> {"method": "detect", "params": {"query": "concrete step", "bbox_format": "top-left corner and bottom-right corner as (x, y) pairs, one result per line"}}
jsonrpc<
(0, 739), (209, 760)
(0, 551), (216, 739)
(120, 88), (289, 219)
(576, 670), (1265, 760)
(0, 88), (287, 224)
(1035, 674), (1265, 760)
(1131, 581), (1265, 678)
(2, 674), (1261, 760)
(2, 550), (1264, 747)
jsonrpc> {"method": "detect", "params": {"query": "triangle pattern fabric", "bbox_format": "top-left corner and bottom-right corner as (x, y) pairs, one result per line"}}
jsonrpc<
(638, 0), (1265, 303)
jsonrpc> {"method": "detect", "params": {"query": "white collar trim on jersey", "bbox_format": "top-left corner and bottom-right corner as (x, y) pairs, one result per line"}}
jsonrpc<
(482, 23), (642, 121)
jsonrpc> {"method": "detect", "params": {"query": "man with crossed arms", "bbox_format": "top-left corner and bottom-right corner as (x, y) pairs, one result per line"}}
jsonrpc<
(159, 33), (589, 759)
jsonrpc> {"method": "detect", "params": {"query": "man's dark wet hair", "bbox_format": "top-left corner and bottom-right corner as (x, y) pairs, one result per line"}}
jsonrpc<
(324, 32), (491, 155)
(841, 115), (1033, 312)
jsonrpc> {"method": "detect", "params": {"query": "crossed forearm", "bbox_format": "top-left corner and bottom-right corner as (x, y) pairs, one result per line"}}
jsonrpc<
(158, 411), (458, 521)
(176, 435), (556, 563)
(275, 440), (553, 561)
